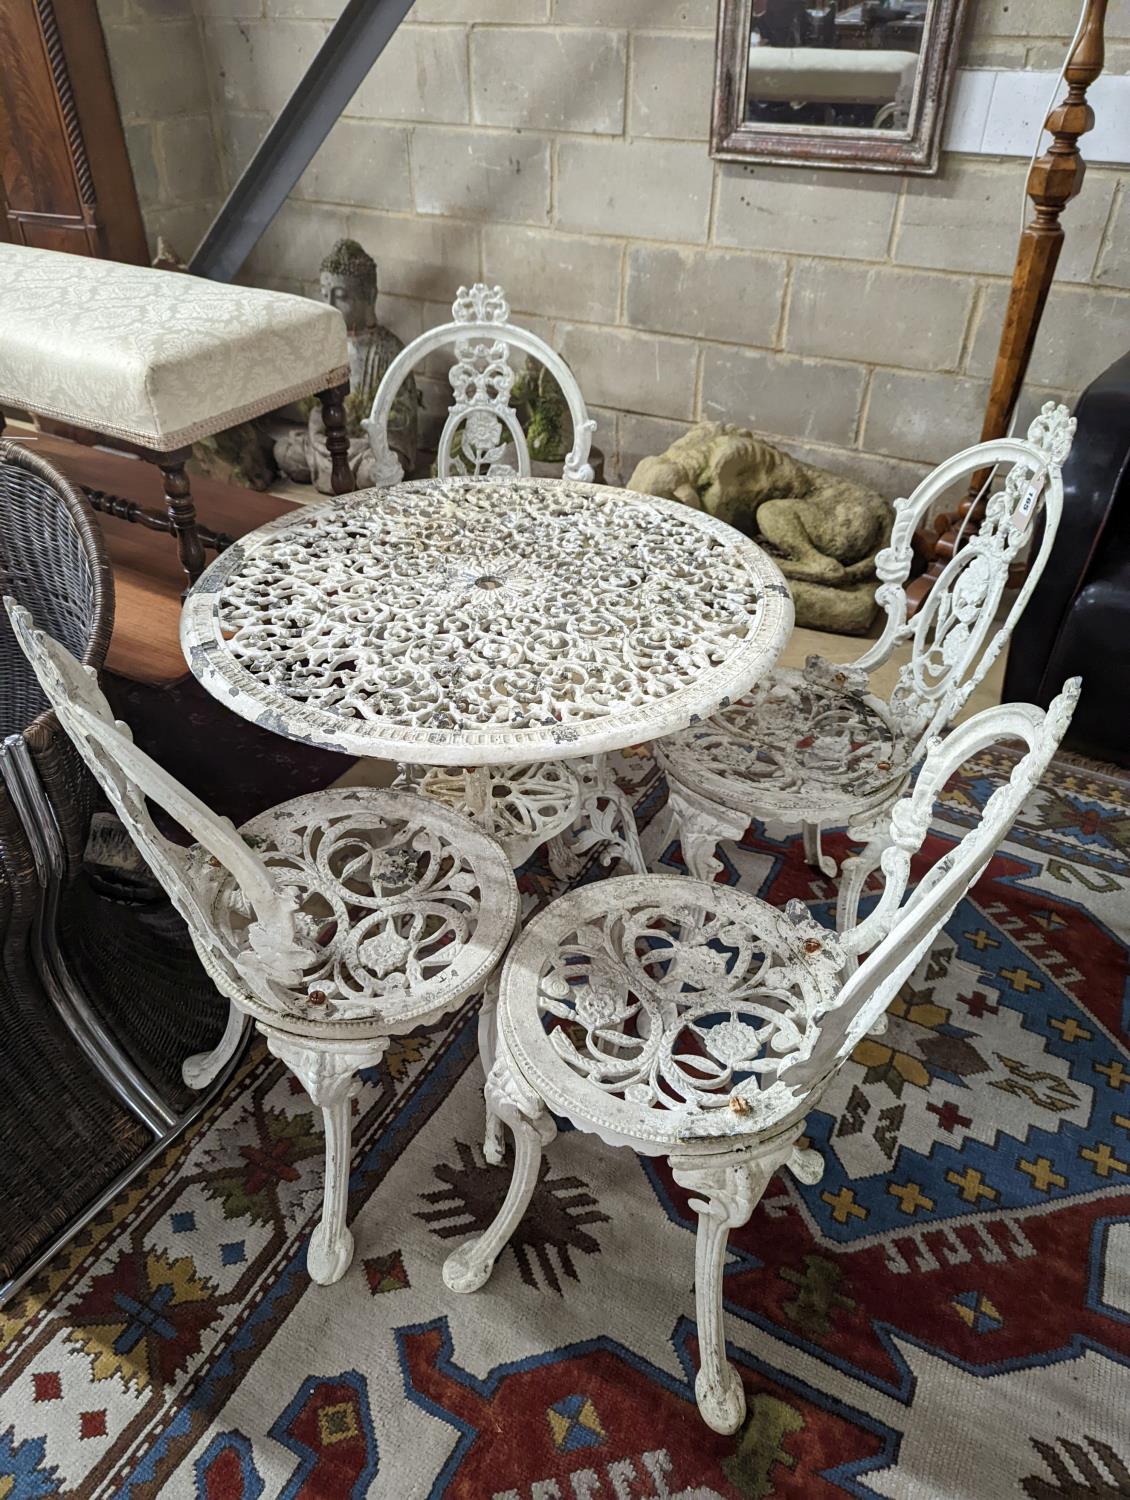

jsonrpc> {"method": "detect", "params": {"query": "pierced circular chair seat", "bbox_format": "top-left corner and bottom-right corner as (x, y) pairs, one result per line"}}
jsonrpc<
(192, 787), (519, 1044)
(496, 875), (845, 1150)
(656, 658), (910, 832)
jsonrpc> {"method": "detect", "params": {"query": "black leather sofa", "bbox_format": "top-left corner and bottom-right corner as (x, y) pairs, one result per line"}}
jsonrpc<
(1004, 350), (1130, 766)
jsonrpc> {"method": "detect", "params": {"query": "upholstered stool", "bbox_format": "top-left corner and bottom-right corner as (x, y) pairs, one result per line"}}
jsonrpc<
(0, 244), (351, 583)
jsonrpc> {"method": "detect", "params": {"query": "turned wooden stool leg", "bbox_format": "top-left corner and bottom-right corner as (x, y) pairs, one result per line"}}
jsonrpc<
(156, 448), (205, 584)
(318, 382), (354, 496)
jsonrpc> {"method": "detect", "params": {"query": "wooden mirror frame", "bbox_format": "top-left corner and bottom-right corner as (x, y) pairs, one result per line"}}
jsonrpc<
(711, 0), (969, 175)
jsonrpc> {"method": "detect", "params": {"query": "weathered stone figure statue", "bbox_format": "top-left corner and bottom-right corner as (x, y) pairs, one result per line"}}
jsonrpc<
(512, 358), (570, 466)
(628, 422), (892, 634)
(275, 239), (418, 492)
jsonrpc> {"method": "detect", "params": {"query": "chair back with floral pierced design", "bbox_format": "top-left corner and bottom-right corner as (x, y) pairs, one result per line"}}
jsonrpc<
(851, 402), (1074, 754)
(791, 681), (1078, 1094)
(674, 682), (1079, 1145)
(364, 283), (596, 486)
(4, 599), (313, 1005)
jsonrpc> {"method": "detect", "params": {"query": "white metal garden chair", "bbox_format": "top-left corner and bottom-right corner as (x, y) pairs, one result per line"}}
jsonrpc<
(654, 402), (1075, 919)
(365, 284), (639, 878)
(442, 681), (1079, 1434)
(362, 280), (596, 488)
(6, 599), (518, 1287)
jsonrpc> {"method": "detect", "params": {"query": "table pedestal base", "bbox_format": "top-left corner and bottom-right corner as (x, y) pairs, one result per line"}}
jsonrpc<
(402, 755), (646, 875)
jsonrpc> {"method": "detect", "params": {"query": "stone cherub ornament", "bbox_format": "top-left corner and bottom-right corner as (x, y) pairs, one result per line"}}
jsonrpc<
(628, 422), (892, 634)
(512, 357), (570, 465)
(275, 239), (418, 493)
(507, 356), (603, 480)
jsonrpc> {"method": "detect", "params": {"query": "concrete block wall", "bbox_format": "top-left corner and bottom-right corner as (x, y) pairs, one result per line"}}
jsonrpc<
(97, 0), (225, 259)
(119, 0), (1130, 492)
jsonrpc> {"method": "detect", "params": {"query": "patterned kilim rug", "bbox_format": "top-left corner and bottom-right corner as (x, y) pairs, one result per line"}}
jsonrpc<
(2, 747), (1128, 1499)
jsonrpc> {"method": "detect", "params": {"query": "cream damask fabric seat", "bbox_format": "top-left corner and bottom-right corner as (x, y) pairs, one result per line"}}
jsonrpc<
(0, 244), (350, 582)
(0, 244), (347, 450)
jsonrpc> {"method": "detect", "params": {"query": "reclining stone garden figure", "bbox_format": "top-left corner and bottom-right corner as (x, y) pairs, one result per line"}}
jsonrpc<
(628, 421), (892, 634)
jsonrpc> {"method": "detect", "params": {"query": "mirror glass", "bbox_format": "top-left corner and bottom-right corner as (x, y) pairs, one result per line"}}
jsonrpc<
(713, 0), (967, 173)
(744, 0), (928, 131)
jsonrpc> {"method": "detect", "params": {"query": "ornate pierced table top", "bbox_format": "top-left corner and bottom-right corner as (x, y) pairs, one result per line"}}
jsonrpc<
(180, 477), (794, 766)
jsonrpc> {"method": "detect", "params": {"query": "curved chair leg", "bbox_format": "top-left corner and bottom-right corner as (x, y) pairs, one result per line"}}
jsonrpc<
(651, 799), (679, 861)
(308, 1074), (359, 1286)
(477, 975), (506, 1165)
(482, 1109), (507, 1168)
(835, 853), (871, 947)
(802, 821), (838, 879)
(546, 834), (583, 882)
(837, 836), (889, 1032)
(666, 784), (751, 885)
(671, 1153), (778, 1435)
(787, 1142), (825, 1185)
(266, 1033), (390, 1286)
(444, 1053), (557, 1293)
(478, 912), (523, 1164)
(182, 999), (248, 1090)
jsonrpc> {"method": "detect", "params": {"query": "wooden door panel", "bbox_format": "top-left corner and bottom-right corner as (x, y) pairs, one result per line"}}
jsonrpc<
(9, 217), (96, 254)
(0, 4), (84, 220)
(0, 0), (147, 262)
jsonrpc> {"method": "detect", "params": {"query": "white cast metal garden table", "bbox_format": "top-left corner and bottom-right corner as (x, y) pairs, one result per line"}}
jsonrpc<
(180, 477), (794, 865)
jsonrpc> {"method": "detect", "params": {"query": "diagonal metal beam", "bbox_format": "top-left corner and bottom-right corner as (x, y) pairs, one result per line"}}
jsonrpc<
(189, 0), (416, 282)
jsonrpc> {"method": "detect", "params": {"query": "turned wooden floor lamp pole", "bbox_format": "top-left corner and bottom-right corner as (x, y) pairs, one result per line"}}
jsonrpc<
(907, 0), (1109, 613)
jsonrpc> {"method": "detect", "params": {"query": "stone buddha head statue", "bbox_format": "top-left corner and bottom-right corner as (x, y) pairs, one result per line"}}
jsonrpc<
(319, 238), (377, 334)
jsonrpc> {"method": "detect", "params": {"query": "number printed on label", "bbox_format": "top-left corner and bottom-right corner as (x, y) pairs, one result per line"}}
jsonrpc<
(1012, 467), (1046, 532)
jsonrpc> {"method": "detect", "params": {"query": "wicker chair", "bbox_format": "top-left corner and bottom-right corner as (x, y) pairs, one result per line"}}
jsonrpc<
(0, 441), (113, 855)
(0, 441), (154, 1290)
